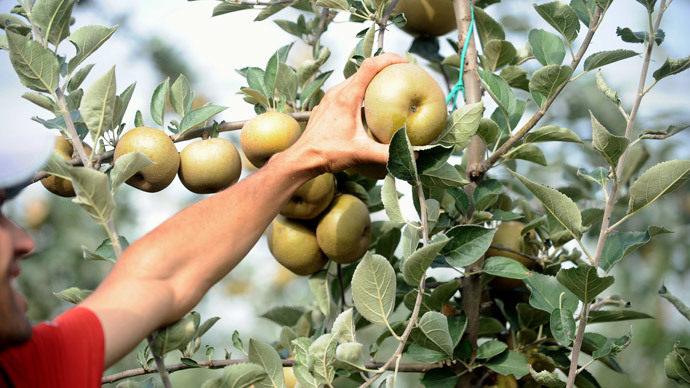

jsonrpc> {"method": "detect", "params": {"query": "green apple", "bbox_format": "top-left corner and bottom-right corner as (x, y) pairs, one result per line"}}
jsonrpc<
(395, 0), (457, 37)
(178, 138), (242, 194)
(114, 127), (181, 193)
(364, 63), (448, 146)
(280, 173), (335, 220)
(316, 194), (372, 264)
(267, 216), (327, 276)
(41, 136), (92, 197)
(240, 112), (302, 168)
(486, 221), (537, 290)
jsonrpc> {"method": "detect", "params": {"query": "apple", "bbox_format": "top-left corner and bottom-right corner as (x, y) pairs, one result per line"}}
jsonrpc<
(240, 112), (302, 168)
(113, 127), (181, 193)
(178, 138), (242, 194)
(41, 136), (92, 197)
(267, 216), (327, 276)
(284, 367), (297, 388)
(395, 0), (457, 37)
(316, 194), (371, 264)
(280, 173), (335, 220)
(486, 221), (537, 290)
(364, 63), (448, 146)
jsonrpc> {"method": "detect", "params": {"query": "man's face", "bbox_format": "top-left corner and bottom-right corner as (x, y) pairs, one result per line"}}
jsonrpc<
(0, 193), (35, 349)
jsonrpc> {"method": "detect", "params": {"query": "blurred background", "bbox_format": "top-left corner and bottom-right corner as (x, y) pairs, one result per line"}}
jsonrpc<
(1, 0), (689, 386)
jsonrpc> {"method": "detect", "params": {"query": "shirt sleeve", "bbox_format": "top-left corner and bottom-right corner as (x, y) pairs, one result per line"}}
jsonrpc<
(0, 306), (105, 388)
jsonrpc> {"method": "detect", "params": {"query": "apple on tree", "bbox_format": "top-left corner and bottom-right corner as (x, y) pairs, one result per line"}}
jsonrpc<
(280, 173), (335, 220)
(41, 136), (92, 197)
(363, 63), (448, 146)
(113, 126), (181, 193)
(395, 0), (457, 37)
(240, 111), (302, 168)
(266, 216), (328, 276)
(178, 137), (242, 194)
(316, 194), (372, 264)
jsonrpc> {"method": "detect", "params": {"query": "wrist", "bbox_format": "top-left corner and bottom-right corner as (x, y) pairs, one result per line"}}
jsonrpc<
(265, 144), (325, 184)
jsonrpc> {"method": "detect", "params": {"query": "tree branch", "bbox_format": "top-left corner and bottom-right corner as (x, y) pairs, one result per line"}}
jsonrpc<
(482, 6), (603, 171)
(376, 0), (399, 51)
(102, 359), (443, 384)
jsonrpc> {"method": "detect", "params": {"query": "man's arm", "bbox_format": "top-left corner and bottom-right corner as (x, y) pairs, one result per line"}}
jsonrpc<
(79, 53), (406, 367)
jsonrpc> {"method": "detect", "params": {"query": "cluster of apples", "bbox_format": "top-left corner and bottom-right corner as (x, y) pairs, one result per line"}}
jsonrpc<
(42, 128), (243, 196)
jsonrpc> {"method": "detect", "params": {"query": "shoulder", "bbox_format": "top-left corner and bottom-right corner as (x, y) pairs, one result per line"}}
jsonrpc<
(0, 307), (105, 388)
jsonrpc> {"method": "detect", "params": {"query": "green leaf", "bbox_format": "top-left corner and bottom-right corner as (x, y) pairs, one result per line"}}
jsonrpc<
(442, 225), (496, 268)
(249, 339), (284, 388)
(659, 285), (690, 323)
(473, 6), (505, 48)
(653, 56), (690, 82)
(506, 144), (548, 166)
(435, 100), (483, 148)
(410, 312), (454, 357)
(407, 344), (448, 363)
(530, 368), (566, 388)
(483, 40), (516, 71)
(301, 70), (332, 103)
(381, 175), (406, 224)
(309, 271), (332, 318)
(417, 145), (454, 173)
(524, 273), (579, 313)
(22, 92), (56, 112)
(591, 111), (629, 170)
(150, 78), (169, 127)
(332, 308), (356, 344)
(529, 29), (566, 66)
(596, 69), (621, 106)
(84, 236), (128, 263)
(292, 338), (319, 388)
(81, 66), (117, 143)
(570, 0), (596, 26)
(220, 363), (267, 388)
(587, 310), (653, 323)
(584, 49), (638, 71)
(550, 307), (576, 346)
(402, 223), (422, 258)
(6, 31), (59, 92)
(32, 0), (74, 46)
(556, 265), (614, 303)
(483, 351), (529, 379)
(67, 25), (118, 74)
(627, 160), (690, 216)
(420, 164), (468, 188)
(179, 105), (228, 135)
(261, 306), (305, 327)
(473, 179), (502, 211)
(534, 1), (581, 42)
(297, 46), (330, 86)
(524, 125), (582, 143)
(636, 0), (657, 13)
(478, 69), (518, 125)
(387, 128), (418, 183)
(54, 286), (92, 304)
(309, 333), (337, 384)
(483, 256), (532, 279)
(352, 252), (396, 326)
(508, 169), (582, 240)
(616, 27), (665, 45)
(476, 340), (508, 359)
(421, 369), (459, 388)
(500, 66), (529, 91)
(517, 303), (550, 329)
(315, 0), (349, 11)
(151, 316), (196, 356)
(212, 3), (252, 16)
(665, 343), (690, 386)
(276, 62), (298, 102)
(66, 63), (94, 93)
(578, 168), (608, 188)
(403, 234), (451, 286)
(170, 74), (192, 117)
(600, 225), (672, 272)
(335, 342), (365, 370)
(639, 124), (689, 141)
(529, 65), (573, 102)
(592, 331), (631, 359)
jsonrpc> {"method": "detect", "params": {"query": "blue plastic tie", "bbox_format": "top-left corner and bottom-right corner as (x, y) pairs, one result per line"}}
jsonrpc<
(446, 1), (475, 111)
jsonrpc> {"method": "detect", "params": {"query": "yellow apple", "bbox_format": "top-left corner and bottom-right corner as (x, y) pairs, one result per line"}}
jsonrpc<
(178, 138), (242, 194)
(267, 216), (328, 276)
(41, 136), (92, 197)
(316, 194), (371, 264)
(395, 0), (457, 37)
(240, 112), (302, 168)
(284, 366), (297, 388)
(113, 127), (180, 193)
(364, 63), (447, 146)
(280, 173), (335, 220)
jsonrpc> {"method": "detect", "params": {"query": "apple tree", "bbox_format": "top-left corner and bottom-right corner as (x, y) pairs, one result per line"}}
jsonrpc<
(2, 0), (690, 387)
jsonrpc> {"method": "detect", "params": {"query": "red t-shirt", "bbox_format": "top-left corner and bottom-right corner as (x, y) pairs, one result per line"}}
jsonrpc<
(0, 307), (104, 388)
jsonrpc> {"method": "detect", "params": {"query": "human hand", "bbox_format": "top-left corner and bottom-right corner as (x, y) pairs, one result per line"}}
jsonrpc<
(294, 53), (407, 173)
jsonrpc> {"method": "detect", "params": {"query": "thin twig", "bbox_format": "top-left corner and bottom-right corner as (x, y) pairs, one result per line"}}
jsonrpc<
(488, 244), (539, 263)
(376, 0), (399, 50)
(482, 7), (603, 172)
(102, 359), (443, 384)
(309, 8), (332, 46)
(565, 303), (590, 388)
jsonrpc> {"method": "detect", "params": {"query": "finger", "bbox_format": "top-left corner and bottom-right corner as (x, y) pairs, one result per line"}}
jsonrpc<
(347, 53), (407, 99)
